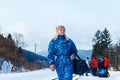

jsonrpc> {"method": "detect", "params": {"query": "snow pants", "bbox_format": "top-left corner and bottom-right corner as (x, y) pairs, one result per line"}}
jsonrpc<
(92, 68), (97, 76)
(55, 56), (73, 80)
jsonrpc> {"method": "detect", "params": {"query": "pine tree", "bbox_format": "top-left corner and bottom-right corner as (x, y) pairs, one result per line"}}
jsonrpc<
(92, 30), (102, 57)
(101, 28), (112, 56)
(7, 33), (12, 39)
(92, 28), (112, 58)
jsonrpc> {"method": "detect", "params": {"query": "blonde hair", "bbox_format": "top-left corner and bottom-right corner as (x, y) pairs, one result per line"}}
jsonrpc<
(53, 25), (69, 40)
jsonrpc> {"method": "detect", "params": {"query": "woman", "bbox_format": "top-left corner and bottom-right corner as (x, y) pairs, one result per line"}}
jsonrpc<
(48, 25), (77, 80)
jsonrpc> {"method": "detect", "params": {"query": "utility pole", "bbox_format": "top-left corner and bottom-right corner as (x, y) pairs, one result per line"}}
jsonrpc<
(35, 43), (37, 54)
(34, 43), (37, 63)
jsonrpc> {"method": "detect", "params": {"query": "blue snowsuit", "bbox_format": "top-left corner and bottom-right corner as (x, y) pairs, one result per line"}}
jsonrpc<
(48, 35), (77, 80)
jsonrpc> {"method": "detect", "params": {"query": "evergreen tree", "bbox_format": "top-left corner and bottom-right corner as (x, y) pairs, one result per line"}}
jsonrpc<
(101, 28), (112, 56)
(7, 33), (12, 40)
(92, 30), (102, 57)
(92, 28), (112, 58)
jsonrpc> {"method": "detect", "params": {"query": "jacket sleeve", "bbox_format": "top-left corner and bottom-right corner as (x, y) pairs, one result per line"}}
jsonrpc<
(70, 39), (77, 57)
(47, 39), (55, 65)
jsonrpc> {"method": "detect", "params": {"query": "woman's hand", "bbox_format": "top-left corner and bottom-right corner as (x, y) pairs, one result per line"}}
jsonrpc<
(70, 55), (75, 60)
(50, 64), (55, 71)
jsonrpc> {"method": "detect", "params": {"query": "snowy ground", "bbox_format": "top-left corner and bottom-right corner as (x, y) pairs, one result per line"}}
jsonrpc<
(0, 68), (120, 80)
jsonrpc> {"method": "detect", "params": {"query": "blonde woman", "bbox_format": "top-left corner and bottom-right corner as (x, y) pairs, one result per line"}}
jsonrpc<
(48, 25), (77, 80)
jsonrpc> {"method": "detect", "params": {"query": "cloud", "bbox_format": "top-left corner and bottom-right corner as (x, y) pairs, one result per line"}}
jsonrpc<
(1, 0), (120, 52)
(9, 22), (30, 35)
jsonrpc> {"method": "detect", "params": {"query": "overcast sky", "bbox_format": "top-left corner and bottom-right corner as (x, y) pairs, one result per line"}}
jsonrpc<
(0, 0), (120, 52)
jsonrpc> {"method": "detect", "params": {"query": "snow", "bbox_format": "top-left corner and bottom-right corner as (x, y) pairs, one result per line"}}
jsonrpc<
(0, 59), (28, 73)
(0, 68), (120, 80)
(1, 60), (13, 73)
(0, 69), (57, 80)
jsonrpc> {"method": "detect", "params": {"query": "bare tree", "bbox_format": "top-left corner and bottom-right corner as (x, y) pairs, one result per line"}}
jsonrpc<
(114, 38), (120, 70)
(108, 37), (120, 71)
(13, 32), (26, 48)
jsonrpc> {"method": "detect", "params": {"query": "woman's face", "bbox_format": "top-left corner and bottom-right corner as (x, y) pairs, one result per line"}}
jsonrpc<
(58, 28), (65, 35)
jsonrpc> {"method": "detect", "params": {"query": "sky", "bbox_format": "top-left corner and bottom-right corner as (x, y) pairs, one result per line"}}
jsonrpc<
(0, 0), (120, 52)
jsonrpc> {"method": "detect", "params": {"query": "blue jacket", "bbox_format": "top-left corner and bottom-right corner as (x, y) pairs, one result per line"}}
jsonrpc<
(48, 35), (77, 65)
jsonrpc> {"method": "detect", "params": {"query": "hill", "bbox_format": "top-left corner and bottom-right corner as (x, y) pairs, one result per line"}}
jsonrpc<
(38, 49), (92, 60)
(22, 49), (48, 67)
(77, 50), (92, 59)
(0, 34), (48, 73)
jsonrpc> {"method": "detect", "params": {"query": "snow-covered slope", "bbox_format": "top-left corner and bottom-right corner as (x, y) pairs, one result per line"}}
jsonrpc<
(0, 68), (120, 80)
(0, 69), (57, 80)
